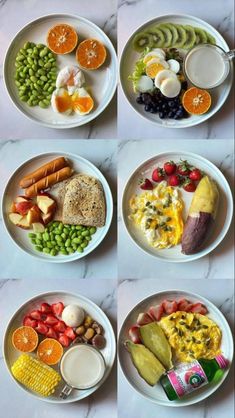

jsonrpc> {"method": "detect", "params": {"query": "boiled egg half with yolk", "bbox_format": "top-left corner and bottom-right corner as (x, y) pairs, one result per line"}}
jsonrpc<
(56, 65), (85, 95)
(51, 87), (94, 115)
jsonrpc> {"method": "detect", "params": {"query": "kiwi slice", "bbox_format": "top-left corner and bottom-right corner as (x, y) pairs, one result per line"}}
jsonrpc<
(182, 25), (197, 49)
(174, 24), (187, 48)
(194, 27), (208, 44)
(132, 32), (154, 52)
(206, 32), (216, 45)
(157, 24), (173, 48)
(148, 27), (165, 47)
(164, 23), (179, 46)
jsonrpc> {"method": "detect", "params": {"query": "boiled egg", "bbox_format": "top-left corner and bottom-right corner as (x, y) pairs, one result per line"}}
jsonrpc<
(51, 88), (73, 115)
(143, 48), (166, 64)
(161, 77), (181, 98)
(56, 66), (85, 95)
(71, 87), (94, 115)
(136, 75), (154, 93)
(155, 69), (177, 89)
(146, 57), (169, 78)
(167, 59), (180, 74)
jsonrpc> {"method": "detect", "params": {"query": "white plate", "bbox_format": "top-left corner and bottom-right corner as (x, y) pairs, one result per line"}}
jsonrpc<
(122, 151), (233, 262)
(120, 14), (233, 128)
(118, 289), (234, 406)
(3, 291), (116, 403)
(1, 152), (113, 263)
(4, 14), (117, 128)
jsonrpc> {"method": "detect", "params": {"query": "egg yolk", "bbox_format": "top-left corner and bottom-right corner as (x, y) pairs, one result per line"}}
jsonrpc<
(55, 90), (94, 114)
(55, 91), (72, 113)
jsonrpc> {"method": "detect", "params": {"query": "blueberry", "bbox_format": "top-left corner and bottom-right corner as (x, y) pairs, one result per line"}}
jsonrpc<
(168, 111), (175, 119)
(168, 101), (175, 108)
(162, 103), (168, 110)
(150, 107), (157, 113)
(144, 104), (151, 112)
(136, 96), (143, 104)
(142, 93), (152, 104)
(159, 111), (167, 119)
(176, 110), (184, 118)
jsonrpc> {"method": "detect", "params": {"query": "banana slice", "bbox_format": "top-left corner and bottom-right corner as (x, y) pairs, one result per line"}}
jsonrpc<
(154, 69), (177, 89)
(160, 77), (181, 98)
(167, 59), (180, 74)
(136, 75), (154, 93)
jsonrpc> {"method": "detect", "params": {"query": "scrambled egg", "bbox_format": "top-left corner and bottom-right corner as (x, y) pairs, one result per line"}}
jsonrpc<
(129, 181), (184, 249)
(159, 312), (222, 363)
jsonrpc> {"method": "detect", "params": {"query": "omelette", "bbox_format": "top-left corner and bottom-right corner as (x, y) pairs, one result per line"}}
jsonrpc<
(159, 312), (222, 363)
(129, 181), (184, 249)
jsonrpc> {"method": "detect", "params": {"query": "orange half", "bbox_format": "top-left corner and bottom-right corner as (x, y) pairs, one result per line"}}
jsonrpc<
(182, 87), (212, 115)
(47, 24), (78, 54)
(37, 338), (63, 365)
(76, 39), (107, 70)
(12, 326), (38, 353)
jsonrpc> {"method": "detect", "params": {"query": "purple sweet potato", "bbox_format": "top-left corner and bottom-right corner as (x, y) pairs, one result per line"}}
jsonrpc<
(181, 212), (213, 254)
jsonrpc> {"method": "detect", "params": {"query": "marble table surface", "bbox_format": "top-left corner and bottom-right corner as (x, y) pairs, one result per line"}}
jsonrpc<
(0, 139), (117, 280)
(118, 0), (235, 140)
(0, 278), (117, 418)
(0, 0), (117, 139)
(118, 278), (234, 418)
(118, 139), (234, 279)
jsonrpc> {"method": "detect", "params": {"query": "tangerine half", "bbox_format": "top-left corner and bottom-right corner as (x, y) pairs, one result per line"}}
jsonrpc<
(12, 326), (38, 353)
(37, 338), (63, 365)
(182, 87), (211, 115)
(47, 24), (78, 54)
(76, 39), (107, 70)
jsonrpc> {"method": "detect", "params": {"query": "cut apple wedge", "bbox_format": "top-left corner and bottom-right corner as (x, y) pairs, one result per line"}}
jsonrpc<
(9, 213), (30, 229)
(15, 201), (34, 216)
(15, 196), (32, 203)
(41, 211), (54, 225)
(27, 205), (42, 225)
(32, 222), (45, 233)
(36, 195), (56, 215)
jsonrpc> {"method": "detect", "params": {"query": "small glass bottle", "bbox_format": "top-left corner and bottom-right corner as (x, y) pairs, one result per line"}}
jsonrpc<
(160, 355), (229, 401)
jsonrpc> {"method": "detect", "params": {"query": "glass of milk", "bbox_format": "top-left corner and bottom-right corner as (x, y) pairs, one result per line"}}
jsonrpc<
(184, 44), (234, 89)
(59, 344), (106, 399)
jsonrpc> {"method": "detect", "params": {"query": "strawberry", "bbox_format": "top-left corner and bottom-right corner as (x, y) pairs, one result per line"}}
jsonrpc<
(183, 179), (196, 192)
(51, 302), (64, 317)
(41, 302), (52, 313)
(46, 327), (58, 339)
(152, 168), (165, 182)
(58, 334), (71, 347)
(44, 314), (58, 326)
(29, 310), (43, 320)
(164, 161), (176, 175)
(23, 316), (37, 328)
(177, 160), (191, 176)
(139, 178), (153, 190)
(54, 320), (66, 333)
(128, 326), (141, 344)
(35, 321), (48, 335)
(64, 327), (76, 340)
(189, 168), (202, 181)
(168, 174), (180, 187)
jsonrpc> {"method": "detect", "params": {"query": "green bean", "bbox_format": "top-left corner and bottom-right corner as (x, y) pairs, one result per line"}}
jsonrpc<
(90, 227), (97, 234)
(35, 245), (43, 252)
(39, 101), (47, 108)
(43, 247), (50, 254)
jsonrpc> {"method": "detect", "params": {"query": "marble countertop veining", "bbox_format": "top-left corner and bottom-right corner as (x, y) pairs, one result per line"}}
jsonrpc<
(118, 278), (234, 418)
(0, 0), (117, 139)
(0, 139), (117, 280)
(0, 278), (117, 418)
(118, 139), (234, 279)
(118, 0), (234, 140)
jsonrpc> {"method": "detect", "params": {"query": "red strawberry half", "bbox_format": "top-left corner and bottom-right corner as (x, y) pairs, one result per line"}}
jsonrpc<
(46, 327), (58, 339)
(58, 334), (71, 347)
(51, 302), (64, 317)
(23, 316), (37, 328)
(54, 320), (66, 333)
(64, 327), (76, 340)
(44, 314), (58, 326)
(29, 310), (43, 320)
(41, 302), (52, 313)
(35, 321), (48, 335)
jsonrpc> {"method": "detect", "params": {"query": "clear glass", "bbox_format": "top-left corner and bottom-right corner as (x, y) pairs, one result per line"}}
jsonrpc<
(183, 44), (232, 89)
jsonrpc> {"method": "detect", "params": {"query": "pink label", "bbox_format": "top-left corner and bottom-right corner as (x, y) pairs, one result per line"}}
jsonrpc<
(168, 361), (208, 398)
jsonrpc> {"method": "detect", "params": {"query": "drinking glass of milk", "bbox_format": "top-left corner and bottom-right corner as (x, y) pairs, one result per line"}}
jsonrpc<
(184, 44), (234, 89)
(59, 344), (106, 399)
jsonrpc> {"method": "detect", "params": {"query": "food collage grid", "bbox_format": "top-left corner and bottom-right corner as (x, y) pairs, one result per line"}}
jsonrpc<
(0, 1), (234, 418)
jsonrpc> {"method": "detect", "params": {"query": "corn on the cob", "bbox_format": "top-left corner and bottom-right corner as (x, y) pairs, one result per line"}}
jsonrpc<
(11, 354), (61, 397)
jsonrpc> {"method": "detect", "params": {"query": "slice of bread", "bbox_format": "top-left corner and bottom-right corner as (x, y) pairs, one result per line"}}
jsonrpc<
(62, 174), (106, 227)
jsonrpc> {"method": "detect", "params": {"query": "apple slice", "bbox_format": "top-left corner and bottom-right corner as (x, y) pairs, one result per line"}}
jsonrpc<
(9, 213), (23, 225)
(41, 211), (54, 225)
(32, 222), (45, 233)
(36, 195), (56, 215)
(10, 202), (18, 213)
(15, 196), (32, 203)
(27, 205), (42, 225)
(15, 201), (34, 216)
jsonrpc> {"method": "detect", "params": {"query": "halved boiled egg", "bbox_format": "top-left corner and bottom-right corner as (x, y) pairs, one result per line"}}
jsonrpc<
(51, 87), (94, 115)
(143, 48), (166, 64)
(155, 69), (177, 89)
(161, 77), (181, 98)
(136, 75), (154, 93)
(56, 66), (85, 94)
(167, 59), (180, 74)
(146, 58), (169, 78)
(71, 87), (94, 115)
